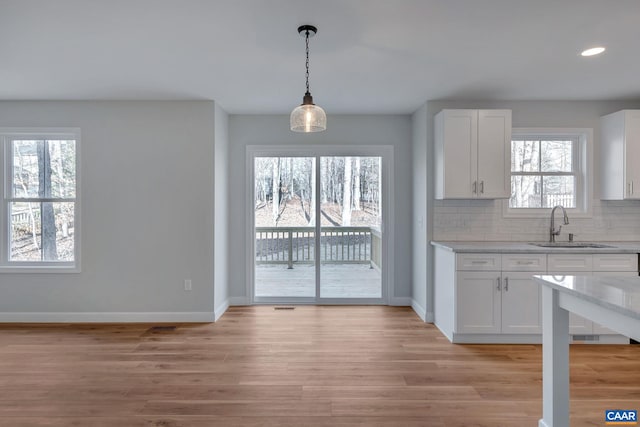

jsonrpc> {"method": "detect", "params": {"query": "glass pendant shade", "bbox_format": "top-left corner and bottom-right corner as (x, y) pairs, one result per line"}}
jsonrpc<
(290, 100), (327, 133)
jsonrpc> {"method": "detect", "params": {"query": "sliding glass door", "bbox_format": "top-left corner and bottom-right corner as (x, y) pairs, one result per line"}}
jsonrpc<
(252, 150), (386, 304)
(254, 157), (316, 299)
(319, 157), (382, 299)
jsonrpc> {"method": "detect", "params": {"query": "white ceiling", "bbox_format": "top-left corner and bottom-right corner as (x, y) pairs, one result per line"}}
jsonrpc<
(1, 0), (639, 114)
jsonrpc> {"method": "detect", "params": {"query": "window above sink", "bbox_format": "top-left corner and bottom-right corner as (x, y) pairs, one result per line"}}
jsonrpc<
(503, 128), (593, 219)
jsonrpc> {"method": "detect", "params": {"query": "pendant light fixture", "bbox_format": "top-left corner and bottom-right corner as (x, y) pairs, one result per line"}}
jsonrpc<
(290, 25), (327, 133)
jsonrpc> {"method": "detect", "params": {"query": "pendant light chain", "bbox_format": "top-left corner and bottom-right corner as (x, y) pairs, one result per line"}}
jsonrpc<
(305, 30), (310, 94)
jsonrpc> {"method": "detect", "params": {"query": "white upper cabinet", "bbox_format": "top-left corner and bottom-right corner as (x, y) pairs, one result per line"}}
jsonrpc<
(600, 110), (640, 200)
(435, 109), (512, 199)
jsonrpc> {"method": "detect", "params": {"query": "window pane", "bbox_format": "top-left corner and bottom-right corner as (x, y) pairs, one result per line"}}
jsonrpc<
(12, 140), (42, 198)
(510, 175), (541, 208)
(12, 140), (76, 199)
(541, 140), (573, 172)
(49, 140), (76, 198)
(10, 202), (40, 261)
(511, 140), (540, 172)
(542, 176), (575, 208)
(10, 202), (75, 261)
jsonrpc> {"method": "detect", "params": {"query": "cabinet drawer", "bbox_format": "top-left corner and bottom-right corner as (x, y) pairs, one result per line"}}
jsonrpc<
(456, 253), (501, 271)
(547, 254), (592, 272)
(501, 254), (547, 271)
(592, 254), (638, 272)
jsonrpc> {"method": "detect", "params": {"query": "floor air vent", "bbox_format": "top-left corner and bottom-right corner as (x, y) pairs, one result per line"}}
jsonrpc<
(572, 335), (599, 342)
(274, 307), (295, 310)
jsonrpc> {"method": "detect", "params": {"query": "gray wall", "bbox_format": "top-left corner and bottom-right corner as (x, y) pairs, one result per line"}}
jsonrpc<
(214, 104), (230, 319)
(228, 114), (413, 304)
(0, 101), (217, 321)
(411, 103), (431, 320)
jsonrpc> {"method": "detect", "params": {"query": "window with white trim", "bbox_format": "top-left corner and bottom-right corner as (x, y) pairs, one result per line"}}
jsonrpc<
(1, 129), (80, 271)
(506, 129), (591, 217)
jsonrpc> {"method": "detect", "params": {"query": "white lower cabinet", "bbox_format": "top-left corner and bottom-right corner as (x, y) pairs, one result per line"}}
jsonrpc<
(456, 272), (501, 334)
(455, 253), (544, 336)
(500, 272), (542, 334)
(434, 247), (638, 344)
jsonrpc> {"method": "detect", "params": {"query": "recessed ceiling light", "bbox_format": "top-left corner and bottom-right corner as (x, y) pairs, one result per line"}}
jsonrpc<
(581, 47), (606, 57)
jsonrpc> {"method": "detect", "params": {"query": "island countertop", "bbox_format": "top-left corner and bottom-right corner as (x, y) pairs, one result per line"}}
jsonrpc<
(431, 241), (640, 254)
(533, 275), (640, 325)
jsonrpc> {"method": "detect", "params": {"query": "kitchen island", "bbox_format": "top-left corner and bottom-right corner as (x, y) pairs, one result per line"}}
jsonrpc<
(533, 275), (640, 427)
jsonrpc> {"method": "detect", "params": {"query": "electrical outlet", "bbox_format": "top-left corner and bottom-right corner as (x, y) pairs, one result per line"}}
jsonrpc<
(184, 279), (192, 291)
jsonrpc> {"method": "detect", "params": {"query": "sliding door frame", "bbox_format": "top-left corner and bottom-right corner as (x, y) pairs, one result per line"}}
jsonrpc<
(246, 145), (394, 305)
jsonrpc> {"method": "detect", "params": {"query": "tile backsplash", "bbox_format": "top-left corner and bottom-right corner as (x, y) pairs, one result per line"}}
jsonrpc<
(433, 199), (640, 242)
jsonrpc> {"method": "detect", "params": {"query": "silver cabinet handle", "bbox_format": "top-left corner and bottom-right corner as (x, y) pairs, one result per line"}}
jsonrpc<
(497, 277), (501, 291)
(471, 260), (488, 264)
(516, 261), (534, 265)
(504, 277), (509, 292)
(480, 180), (484, 194)
(472, 181), (477, 194)
(632, 181), (635, 196)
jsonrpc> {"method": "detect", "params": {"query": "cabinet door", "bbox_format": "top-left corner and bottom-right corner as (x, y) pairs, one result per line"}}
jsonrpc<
(569, 314), (594, 335)
(456, 272), (501, 334)
(501, 254), (546, 272)
(501, 272), (542, 334)
(436, 109), (477, 198)
(547, 254), (593, 272)
(624, 110), (640, 199)
(547, 254), (593, 335)
(547, 265), (594, 334)
(592, 271), (638, 335)
(477, 110), (511, 199)
(592, 254), (638, 272)
(457, 253), (501, 271)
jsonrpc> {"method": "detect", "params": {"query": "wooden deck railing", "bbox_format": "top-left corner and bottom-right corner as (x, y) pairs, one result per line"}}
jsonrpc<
(256, 226), (380, 269)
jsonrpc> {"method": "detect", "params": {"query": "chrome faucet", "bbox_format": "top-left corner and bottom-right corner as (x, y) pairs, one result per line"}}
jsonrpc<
(550, 205), (569, 243)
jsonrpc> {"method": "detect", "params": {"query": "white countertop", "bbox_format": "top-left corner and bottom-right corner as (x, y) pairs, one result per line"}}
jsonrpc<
(431, 241), (640, 253)
(533, 275), (640, 322)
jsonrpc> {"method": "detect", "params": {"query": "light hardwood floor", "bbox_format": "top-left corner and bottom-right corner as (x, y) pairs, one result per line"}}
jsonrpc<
(0, 306), (638, 426)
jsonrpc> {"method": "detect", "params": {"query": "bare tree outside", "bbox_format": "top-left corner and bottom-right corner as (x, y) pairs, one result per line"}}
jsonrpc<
(342, 157), (352, 226)
(510, 138), (575, 208)
(353, 157), (361, 211)
(10, 139), (76, 261)
(254, 156), (381, 228)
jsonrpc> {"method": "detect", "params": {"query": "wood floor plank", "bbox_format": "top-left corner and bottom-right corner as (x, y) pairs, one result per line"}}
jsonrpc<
(0, 305), (638, 426)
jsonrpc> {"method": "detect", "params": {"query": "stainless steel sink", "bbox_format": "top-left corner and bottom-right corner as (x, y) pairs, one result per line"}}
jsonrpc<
(529, 242), (614, 248)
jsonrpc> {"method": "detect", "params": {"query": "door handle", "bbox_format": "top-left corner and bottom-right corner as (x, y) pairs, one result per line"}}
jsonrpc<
(504, 277), (509, 292)
(497, 277), (501, 291)
(480, 180), (484, 194)
(473, 181), (477, 194)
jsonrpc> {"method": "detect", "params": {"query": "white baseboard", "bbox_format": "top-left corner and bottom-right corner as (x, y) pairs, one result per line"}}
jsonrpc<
(411, 299), (427, 321)
(389, 297), (411, 306)
(214, 299), (230, 321)
(0, 312), (215, 323)
(229, 296), (250, 306)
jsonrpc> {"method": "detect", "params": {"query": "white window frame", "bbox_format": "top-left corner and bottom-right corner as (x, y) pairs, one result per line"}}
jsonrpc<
(503, 128), (592, 218)
(0, 128), (81, 273)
